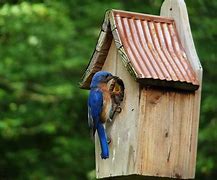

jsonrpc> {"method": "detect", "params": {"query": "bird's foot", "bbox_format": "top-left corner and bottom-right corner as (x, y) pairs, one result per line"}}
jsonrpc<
(108, 118), (113, 123)
(107, 137), (112, 145)
(115, 107), (122, 113)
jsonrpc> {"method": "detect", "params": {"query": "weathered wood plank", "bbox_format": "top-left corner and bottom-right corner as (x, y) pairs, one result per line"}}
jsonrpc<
(137, 88), (197, 179)
(96, 40), (140, 178)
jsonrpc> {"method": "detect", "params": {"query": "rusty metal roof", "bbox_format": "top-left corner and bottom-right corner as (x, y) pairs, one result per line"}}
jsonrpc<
(80, 9), (199, 91)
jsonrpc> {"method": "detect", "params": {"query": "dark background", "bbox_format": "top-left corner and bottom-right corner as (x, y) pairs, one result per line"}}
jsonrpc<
(0, 0), (216, 179)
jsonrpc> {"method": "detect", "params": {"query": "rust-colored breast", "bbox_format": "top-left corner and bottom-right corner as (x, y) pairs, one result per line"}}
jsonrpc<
(99, 83), (112, 123)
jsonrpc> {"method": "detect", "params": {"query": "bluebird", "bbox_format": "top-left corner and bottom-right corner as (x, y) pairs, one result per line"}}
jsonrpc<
(88, 71), (115, 159)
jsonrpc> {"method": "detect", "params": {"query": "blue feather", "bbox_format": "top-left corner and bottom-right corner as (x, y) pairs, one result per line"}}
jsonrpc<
(97, 122), (109, 159)
(88, 89), (103, 135)
(88, 89), (109, 159)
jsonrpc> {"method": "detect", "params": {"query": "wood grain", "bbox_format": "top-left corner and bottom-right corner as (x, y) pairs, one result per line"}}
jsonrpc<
(136, 88), (197, 179)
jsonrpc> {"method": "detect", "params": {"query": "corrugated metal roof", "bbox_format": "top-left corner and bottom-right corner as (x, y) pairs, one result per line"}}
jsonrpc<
(112, 10), (198, 86)
(80, 9), (199, 91)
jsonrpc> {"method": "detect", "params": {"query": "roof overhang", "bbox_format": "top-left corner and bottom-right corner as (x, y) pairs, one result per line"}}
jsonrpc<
(79, 9), (199, 91)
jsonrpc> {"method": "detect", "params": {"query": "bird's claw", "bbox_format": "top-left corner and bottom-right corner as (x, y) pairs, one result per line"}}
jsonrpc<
(108, 118), (113, 123)
(115, 107), (122, 113)
(107, 137), (112, 145)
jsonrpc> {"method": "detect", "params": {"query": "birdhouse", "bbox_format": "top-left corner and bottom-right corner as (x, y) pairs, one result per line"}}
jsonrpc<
(80, 0), (202, 179)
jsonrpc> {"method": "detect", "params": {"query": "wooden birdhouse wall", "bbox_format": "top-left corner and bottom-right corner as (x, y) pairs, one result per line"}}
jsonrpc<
(137, 88), (198, 179)
(95, 40), (140, 178)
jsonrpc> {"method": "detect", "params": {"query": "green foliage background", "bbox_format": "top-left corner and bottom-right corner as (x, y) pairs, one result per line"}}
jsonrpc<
(0, 0), (216, 179)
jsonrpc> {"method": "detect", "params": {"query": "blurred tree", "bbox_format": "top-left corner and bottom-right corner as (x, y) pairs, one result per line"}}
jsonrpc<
(0, 1), (93, 179)
(0, 0), (216, 179)
(186, 1), (217, 179)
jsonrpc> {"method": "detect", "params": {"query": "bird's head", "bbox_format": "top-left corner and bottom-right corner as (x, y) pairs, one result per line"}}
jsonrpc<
(90, 71), (116, 88)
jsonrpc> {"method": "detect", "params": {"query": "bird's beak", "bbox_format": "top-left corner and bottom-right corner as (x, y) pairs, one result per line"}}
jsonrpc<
(107, 75), (117, 82)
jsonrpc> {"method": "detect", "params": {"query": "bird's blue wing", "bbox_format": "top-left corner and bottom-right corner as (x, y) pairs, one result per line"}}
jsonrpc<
(88, 89), (109, 159)
(88, 89), (103, 136)
(88, 106), (94, 129)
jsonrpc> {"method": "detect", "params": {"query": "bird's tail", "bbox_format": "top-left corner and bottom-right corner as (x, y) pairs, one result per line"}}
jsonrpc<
(97, 123), (109, 159)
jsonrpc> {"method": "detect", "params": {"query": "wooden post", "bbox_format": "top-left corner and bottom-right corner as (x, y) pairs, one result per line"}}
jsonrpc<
(160, 0), (202, 76)
(160, 1), (203, 177)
